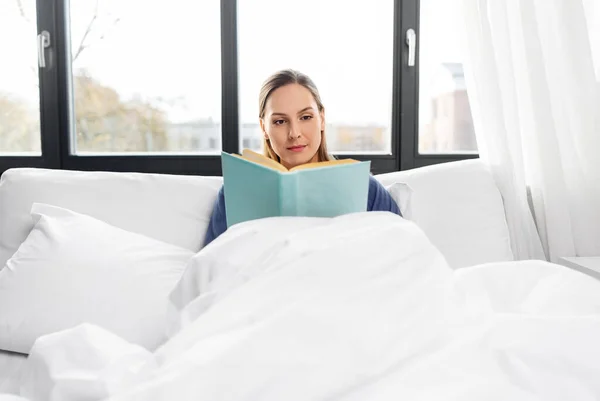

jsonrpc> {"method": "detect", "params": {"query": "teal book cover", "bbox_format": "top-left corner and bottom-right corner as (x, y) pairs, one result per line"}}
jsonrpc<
(221, 150), (371, 228)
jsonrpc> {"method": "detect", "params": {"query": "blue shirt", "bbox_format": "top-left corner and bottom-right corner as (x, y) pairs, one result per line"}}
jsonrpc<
(203, 175), (401, 247)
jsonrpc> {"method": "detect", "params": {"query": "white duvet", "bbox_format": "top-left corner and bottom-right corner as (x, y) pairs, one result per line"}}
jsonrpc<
(6, 212), (600, 401)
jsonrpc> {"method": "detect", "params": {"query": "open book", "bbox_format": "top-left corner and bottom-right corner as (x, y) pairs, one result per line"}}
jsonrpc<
(221, 149), (371, 227)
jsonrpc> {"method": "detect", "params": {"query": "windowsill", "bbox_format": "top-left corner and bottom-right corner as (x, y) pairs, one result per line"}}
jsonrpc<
(558, 257), (600, 280)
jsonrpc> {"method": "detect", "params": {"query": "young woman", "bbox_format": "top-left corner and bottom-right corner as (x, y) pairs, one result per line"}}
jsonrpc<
(204, 69), (401, 246)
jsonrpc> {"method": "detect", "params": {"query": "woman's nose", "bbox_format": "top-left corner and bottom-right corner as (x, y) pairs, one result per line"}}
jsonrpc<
(288, 122), (301, 139)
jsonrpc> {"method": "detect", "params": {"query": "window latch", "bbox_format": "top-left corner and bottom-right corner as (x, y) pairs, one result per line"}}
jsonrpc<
(37, 30), (51, 68)
(406, 28), (416, 67)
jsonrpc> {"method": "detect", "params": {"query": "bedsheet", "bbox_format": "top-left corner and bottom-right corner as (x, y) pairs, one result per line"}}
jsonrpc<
(5, 212), (600, 401)
(0, 350), (27, 395)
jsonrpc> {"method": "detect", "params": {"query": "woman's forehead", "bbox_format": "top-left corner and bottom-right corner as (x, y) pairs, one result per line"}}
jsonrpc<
(266, 84), (318, 112)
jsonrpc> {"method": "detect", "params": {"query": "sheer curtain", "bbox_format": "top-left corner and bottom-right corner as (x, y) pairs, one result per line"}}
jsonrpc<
(459, 0), (600, 262)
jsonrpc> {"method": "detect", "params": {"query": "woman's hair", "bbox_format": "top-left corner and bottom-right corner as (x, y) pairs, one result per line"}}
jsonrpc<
(258, 69), (334, 163)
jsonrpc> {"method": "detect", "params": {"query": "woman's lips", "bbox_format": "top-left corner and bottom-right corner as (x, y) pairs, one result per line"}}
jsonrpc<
(287, 145), (307, 152)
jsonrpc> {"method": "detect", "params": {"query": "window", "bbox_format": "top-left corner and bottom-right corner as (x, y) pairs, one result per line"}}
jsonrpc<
(418, 0), (478, 155)
(68, 0), (221, 155)
(238, 0), (394, 156)
(0, 0), (60, 173)
(396, 0), (478, 169)
(0, 0), (477, 177)
(0, 0), (41, 155)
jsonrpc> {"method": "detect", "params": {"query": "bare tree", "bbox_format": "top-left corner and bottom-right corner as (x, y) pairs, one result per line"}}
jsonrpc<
(71, 0), (120, 63)
(15, 0), (120, 65)
(15, 0), (31, 24)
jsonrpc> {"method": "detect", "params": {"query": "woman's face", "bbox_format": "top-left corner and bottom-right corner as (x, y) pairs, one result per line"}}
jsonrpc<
(260, 83), (325, 170)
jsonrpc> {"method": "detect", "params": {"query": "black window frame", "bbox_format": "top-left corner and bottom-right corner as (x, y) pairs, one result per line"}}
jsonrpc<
(0, 0), (62, 174)
(399, 0), (478, 170)
(0, 0), (478, 177)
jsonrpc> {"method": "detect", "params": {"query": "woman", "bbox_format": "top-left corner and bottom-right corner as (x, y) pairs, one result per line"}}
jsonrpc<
(204, 69), (401, 246)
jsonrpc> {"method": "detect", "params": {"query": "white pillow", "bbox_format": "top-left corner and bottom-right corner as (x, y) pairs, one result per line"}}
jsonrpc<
(0, 203), (194, 354)
(0, 168), (222, 269)
(376, 160), (514, 269)
(385, 182), (413, 216)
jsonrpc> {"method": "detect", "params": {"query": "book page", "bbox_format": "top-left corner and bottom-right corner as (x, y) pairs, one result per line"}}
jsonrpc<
(241, 149), (288, 173)
(289, 158), (358, 172)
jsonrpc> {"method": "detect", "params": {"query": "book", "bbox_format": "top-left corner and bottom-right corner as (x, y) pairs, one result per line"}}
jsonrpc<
(221, 149), (371, 228)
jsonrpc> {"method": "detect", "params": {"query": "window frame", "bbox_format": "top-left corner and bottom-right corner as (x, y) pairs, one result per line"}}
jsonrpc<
(0, 0), (62, 175)
(0, 0), (478, 177)
(55, 0), (225, 176)
(399, 0), (478, 171)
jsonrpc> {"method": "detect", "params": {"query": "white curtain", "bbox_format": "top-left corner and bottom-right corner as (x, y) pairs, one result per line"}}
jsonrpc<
(460, 0), (600, 262)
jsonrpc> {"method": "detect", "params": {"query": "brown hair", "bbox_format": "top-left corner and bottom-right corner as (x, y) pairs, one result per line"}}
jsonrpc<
(258, 69), (334, 163)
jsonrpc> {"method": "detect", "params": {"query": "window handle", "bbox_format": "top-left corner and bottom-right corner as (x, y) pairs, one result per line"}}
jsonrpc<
(37, 30), (51, 68)
(406, 28), (416, 67)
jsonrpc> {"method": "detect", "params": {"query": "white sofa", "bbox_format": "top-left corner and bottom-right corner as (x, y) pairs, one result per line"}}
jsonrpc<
(0, 159), (514, 273)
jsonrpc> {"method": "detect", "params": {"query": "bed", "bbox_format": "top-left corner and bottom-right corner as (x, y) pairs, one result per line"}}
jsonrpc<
(3, 213), (600, 401)
(2, 161), (598, 400)
(0, 351), (27, 395)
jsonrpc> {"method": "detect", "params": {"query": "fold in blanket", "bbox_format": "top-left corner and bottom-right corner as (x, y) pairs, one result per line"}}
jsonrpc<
(10, 213), (600, 401)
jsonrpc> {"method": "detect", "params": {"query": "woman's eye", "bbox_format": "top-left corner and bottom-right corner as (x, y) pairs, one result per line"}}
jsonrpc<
(301, 115), (313, 121)
(273, 119), (285, 125)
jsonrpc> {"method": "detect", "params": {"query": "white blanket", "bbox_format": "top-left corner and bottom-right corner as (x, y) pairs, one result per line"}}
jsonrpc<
(9, 212), (600, 400)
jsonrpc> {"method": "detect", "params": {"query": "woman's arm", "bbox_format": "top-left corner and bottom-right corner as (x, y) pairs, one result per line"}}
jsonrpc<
(203, 186), (228, 247)
(367, 176), (402, 216)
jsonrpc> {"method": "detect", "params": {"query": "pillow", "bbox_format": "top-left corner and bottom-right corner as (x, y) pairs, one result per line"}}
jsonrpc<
(385, 182), (413, 216)
(0, 168), (222, 269)
(375, 160), (514, 269)
(0, 203), (194, 354)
